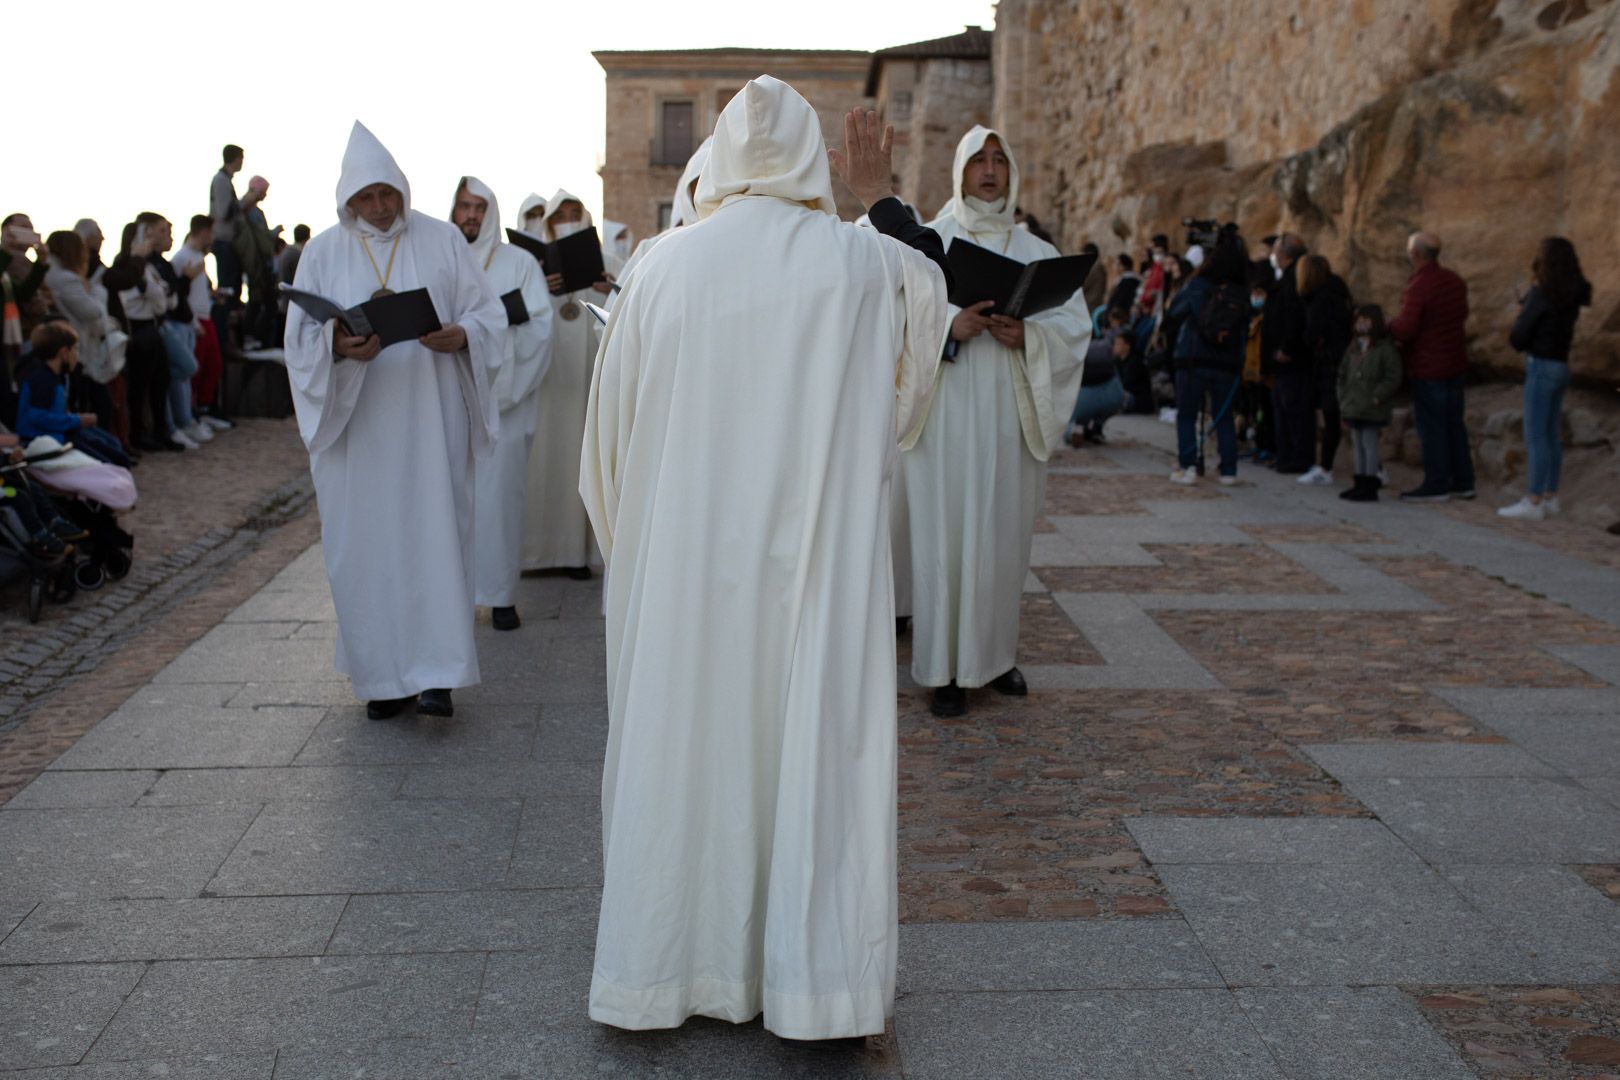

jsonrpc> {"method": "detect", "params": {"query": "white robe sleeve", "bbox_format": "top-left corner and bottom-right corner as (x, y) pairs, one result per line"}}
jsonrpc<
(579, 297), (640, 566)
(444, 231), (506, 460)
(494, 255), (555, 412)
(284, 248), (369, 456)
(893, 244), (949, 441)
(1012, 287), (1092, 461)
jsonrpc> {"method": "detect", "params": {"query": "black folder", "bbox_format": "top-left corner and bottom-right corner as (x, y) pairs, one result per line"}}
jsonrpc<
(500, 289), (530, 326)
(505, 227), (607, 295)
(945, 239), (1096, 320)
(280, 285), (443, 349)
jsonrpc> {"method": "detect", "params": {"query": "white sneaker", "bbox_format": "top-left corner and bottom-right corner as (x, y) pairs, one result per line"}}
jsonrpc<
(1218, 475), (1238, 486)
(1378, 469), (1389, 485)
(1497, 497), (1545, 521)
(185, 422), (214, 443)
(1543, 496), (1561, 516)
(171, 429), (201, 451)
(1159, 407), (1178, 424)
(201, 415), (235, 431)
(1169, 467), (1198, 486)
(1297, 465), (1332, 486)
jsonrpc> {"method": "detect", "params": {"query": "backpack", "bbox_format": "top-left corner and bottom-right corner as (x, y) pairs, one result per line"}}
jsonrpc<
(1196, 282), (1249, 351)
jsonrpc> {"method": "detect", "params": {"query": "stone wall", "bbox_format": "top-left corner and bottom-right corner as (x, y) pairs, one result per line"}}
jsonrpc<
(994, 0), (1620, 381)
(895, 59), (995, 219)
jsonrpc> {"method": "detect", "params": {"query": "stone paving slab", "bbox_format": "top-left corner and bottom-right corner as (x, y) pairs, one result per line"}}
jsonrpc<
(1157, 862), (1543, 986)
(0, 962), (145, 1071)
(1467, 712), (1620, 779)
(895, 989), (1288, 1080)
(223, 590), (337, 624)
(1303, 742), (1562, 778)
(1, 900), (35, 942)
(83, 954), (484, 1063)
(1544, 642), (1620, 685)
(1235, 986), (1477, 1080)
(0, 806), (261, 902)
(1583, 776), (1620, 809)
(206, 798), (523, 897)
(290, 705), (539, 766)
(48, 707), (326, 772)
(6, 771), (161, 810)
(150, 639), (338, 686)
(472, 947), (602, 1036)
(223, 682), (356, 709)
(1047, 593), (1219, 689)
(896, 920), (1223, 992)
(0, 896), (346, 965)
(1434, 685), (1620, 718)
(0, 1053), (276, 1078)
(119, 684), (243, 710)
(326, 888), (599, 955)
(1126, 817), (1418, 865)
(1439, 864), (1620, 983)
(135, 766), (405, 807)
(506, 775), (604, 889)
(1338, 775), (1620, 863)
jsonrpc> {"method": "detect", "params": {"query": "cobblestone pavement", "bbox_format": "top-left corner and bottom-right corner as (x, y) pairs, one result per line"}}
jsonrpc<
(1, 416), (1618, 1077)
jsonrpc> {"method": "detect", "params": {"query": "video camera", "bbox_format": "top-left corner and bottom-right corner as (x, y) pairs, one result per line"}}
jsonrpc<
(1183, 218), (1239, 249)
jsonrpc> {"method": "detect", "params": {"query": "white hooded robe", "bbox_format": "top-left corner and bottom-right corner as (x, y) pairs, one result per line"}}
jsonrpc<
(285, 121), (503, 700)
(902, 126), (1090, 689)
(580, 75), (948, 1039)
(454, 177), (555, 608)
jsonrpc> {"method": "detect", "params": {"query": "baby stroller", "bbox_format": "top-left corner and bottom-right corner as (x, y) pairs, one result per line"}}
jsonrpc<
(0, 454), (80, 622)
(21, 437), (136, 593)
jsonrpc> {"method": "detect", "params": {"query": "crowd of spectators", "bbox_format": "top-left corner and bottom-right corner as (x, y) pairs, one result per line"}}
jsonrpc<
(1072, 222), (1594, 512)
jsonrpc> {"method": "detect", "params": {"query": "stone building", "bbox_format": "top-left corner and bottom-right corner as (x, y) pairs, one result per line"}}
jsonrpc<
(594, 47), (871, 241)
(866, 26), (994, 221)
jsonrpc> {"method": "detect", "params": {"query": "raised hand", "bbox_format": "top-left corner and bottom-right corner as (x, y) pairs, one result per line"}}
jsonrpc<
(828, 109), (896, 210)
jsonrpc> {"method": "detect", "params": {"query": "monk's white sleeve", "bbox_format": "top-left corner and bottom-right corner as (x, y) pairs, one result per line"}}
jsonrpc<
(448, 234), (505, 459)
(894, 246), (949, 444)
(500, 258), (555, 411)
(579, 300), (639, 565)
(1012, 288), (1092, 461)
(284, 274), (367, 456)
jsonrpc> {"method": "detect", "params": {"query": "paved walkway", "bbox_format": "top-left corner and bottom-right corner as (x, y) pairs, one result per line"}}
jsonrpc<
(2, 416), (1619, 1078)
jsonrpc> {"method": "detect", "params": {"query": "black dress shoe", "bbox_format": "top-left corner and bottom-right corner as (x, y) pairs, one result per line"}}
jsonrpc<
(492, 606), (521, 631)
(895, 616), (911, 636)
(930, 682), (967, 718)
(417, 688), (454, 717)
(778, 1035), (869, 1051)
(366, 696), (411, 720)
(563, 566), (592, 581)
(989, 667), (1028, 696)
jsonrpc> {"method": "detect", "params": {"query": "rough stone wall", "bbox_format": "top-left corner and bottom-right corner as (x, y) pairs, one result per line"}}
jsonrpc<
(995, 0), (1620, 380)
(898, 59), (996, 219)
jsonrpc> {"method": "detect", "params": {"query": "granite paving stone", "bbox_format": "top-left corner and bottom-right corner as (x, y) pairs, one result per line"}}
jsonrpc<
(223, 682), (356, 709)
(0, 962), (146, 1070)
(117, 684), (243, 710)
(327, 888), (599, 955)
(1338, 775), (1620, 863)
(0, 896), (347, 964)
(6, 771), (160, 809)
(505, 772), (604, 888)
(1126, 817), (1417, 865)
(0, 1054), (276, 1078)
(1303, 741), (1562, 778)
(897, 920), (1222, 992)
(1236, 986), (1477, 1080)
(47, 707), (326, 771)
(1583, 776), (1620, 809)
(1, 900), (36, 943)
(1469, 712), (1620, 779)
(895, 989), (1287, 1079)
(135, 765), (404, 807)
(206, 798), (523, 896)
(0, 806), (262, 902)
(223, 589), (337, 624)
(1439, 864), (1620, 983)
(151, 638), (338, 685)
(291, 704), (538, 766)
(83, 954), (484, 1062)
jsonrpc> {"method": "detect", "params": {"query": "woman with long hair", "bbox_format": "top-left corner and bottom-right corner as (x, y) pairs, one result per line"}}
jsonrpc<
(1294, 254), (1354, 486)
(1500, 237), (1592, 520)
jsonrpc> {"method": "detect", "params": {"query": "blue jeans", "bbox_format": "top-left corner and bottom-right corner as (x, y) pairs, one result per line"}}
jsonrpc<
(1176, 368), (1239, 475)
(1523, 356), (1570, 495)
(1409, 375), (1476, 493)
(1070, 374), (1125, 429)
(158, 321), (198, 431)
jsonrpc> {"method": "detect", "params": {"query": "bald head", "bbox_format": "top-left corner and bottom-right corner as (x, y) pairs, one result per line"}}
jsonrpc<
(1275, 233), (1307, 269)
(1408, 230), (1442, 267)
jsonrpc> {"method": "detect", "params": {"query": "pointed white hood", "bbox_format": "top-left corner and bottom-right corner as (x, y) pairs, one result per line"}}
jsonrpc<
(600, 219), (631, 261)
(542, 189), (592, 241)
(695, 75), (835, 221)
(515, 192), (548, 238)
(335, 120), (412, 238)
(451, 175), (502, 269)
(947, 125), (1020, 236)
(670, 136), (714, 229)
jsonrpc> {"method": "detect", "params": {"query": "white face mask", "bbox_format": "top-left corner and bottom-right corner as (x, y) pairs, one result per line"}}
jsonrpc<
(552, 220), (588, 240)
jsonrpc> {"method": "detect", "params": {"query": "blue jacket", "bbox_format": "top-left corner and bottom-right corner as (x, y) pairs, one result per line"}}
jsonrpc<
(1169, 276), (1248, 373)
(15, 364), (78, 440)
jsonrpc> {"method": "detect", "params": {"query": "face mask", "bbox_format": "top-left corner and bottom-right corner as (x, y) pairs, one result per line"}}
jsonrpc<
(1268, 252), (1280, 271)
(1354, 322), (1372, 336)
(552, 220), (588, 240)
(1251, 296), (1266, 311)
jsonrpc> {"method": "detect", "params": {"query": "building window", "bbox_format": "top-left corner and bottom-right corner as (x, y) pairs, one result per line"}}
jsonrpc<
(657, 203), (674, 232)
(655, 100), (695, 166)
(890, 91), (912, 122)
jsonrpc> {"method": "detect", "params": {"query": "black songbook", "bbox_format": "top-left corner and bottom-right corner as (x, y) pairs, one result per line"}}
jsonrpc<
(500, 289), (530, 326)
(945, 239), (1096, 320)
(279, 284), (442, 348)
(505, 227), (607, 294)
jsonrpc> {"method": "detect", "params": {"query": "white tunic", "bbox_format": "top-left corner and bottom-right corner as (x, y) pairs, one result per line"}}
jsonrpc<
(285, 122), (503, 700)
(902, 126), (1090, 688)
(580, 75), (948, 1040)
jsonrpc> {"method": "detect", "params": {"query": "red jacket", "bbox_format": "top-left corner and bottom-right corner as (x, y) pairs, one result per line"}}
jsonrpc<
(1389, 261), (1470, 380)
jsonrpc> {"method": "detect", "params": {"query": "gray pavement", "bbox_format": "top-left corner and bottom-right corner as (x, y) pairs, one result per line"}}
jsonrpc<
(2, 417), (1619, 1076)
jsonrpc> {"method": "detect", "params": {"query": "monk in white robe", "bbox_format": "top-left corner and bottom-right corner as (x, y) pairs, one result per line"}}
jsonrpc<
(451, 177), (554, 629)
(903, 126), (1090, 717)
(580, 77), (950, 1040)
(513, 193), (546, 239)
(522, 190), (619, 578)
(285, 121), (503, 720)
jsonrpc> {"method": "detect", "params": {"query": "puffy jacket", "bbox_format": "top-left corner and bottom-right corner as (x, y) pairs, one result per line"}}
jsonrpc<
(1336, 339), (1404, 425)
(1508, 281), (1590, 362)
(1389, 261), (1469, 380)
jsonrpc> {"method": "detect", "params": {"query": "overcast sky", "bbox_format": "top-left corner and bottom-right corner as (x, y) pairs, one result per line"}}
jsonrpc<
(10, 0), (996, 247)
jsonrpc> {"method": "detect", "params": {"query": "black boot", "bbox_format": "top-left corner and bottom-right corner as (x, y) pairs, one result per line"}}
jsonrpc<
(492, 606), (521, 631)
(930, 682), (967, 718)
(564, 566), (592, 581)
(988, 667), (1028, 696)
(1344, 475), (1377, 503)
(417, 688), (454, 717)
(1339, 475), (1363, 500)
(895, 616), (911, 637)
(367, 696), (411, 720)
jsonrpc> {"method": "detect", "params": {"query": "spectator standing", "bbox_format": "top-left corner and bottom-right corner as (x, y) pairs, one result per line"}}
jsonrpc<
(1108, 253), (1141, 313)
(1336, 304), (1404, 501)
(105, 221), (180, 453)
(235, 176), (278, 347)
(1080, 241), (1106, 310)
(1500, 237), (1592, 520)
(43, 231), (121, 435)
(139, 214), (207, 449)
(276, 223), (311, 338)
(1263, 234), (1312, 474)
(210, 144), (245, 343)
(1296, 254), (1353, 486)
(171, 215), (233, 431)
(1239, 274), (1276, 462)
(74, 219), (107, 285)
(2, 213), (53, 336)
(1168, 232), (1251, 485)
(1390, 230), (1474, 502)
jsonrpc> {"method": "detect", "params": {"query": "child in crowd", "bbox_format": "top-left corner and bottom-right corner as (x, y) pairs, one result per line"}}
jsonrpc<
(1335, 304), (1403, 502)
(15, 322), (128, 465)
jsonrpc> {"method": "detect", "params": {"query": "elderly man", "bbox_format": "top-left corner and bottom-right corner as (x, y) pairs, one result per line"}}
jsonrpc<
(285, 121), (504, 720)
(1391, 230), (1474, 502)
(580, 78), (950, 1041)
(450, 176), (554, 630)
(903, 126), (1091, 719)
